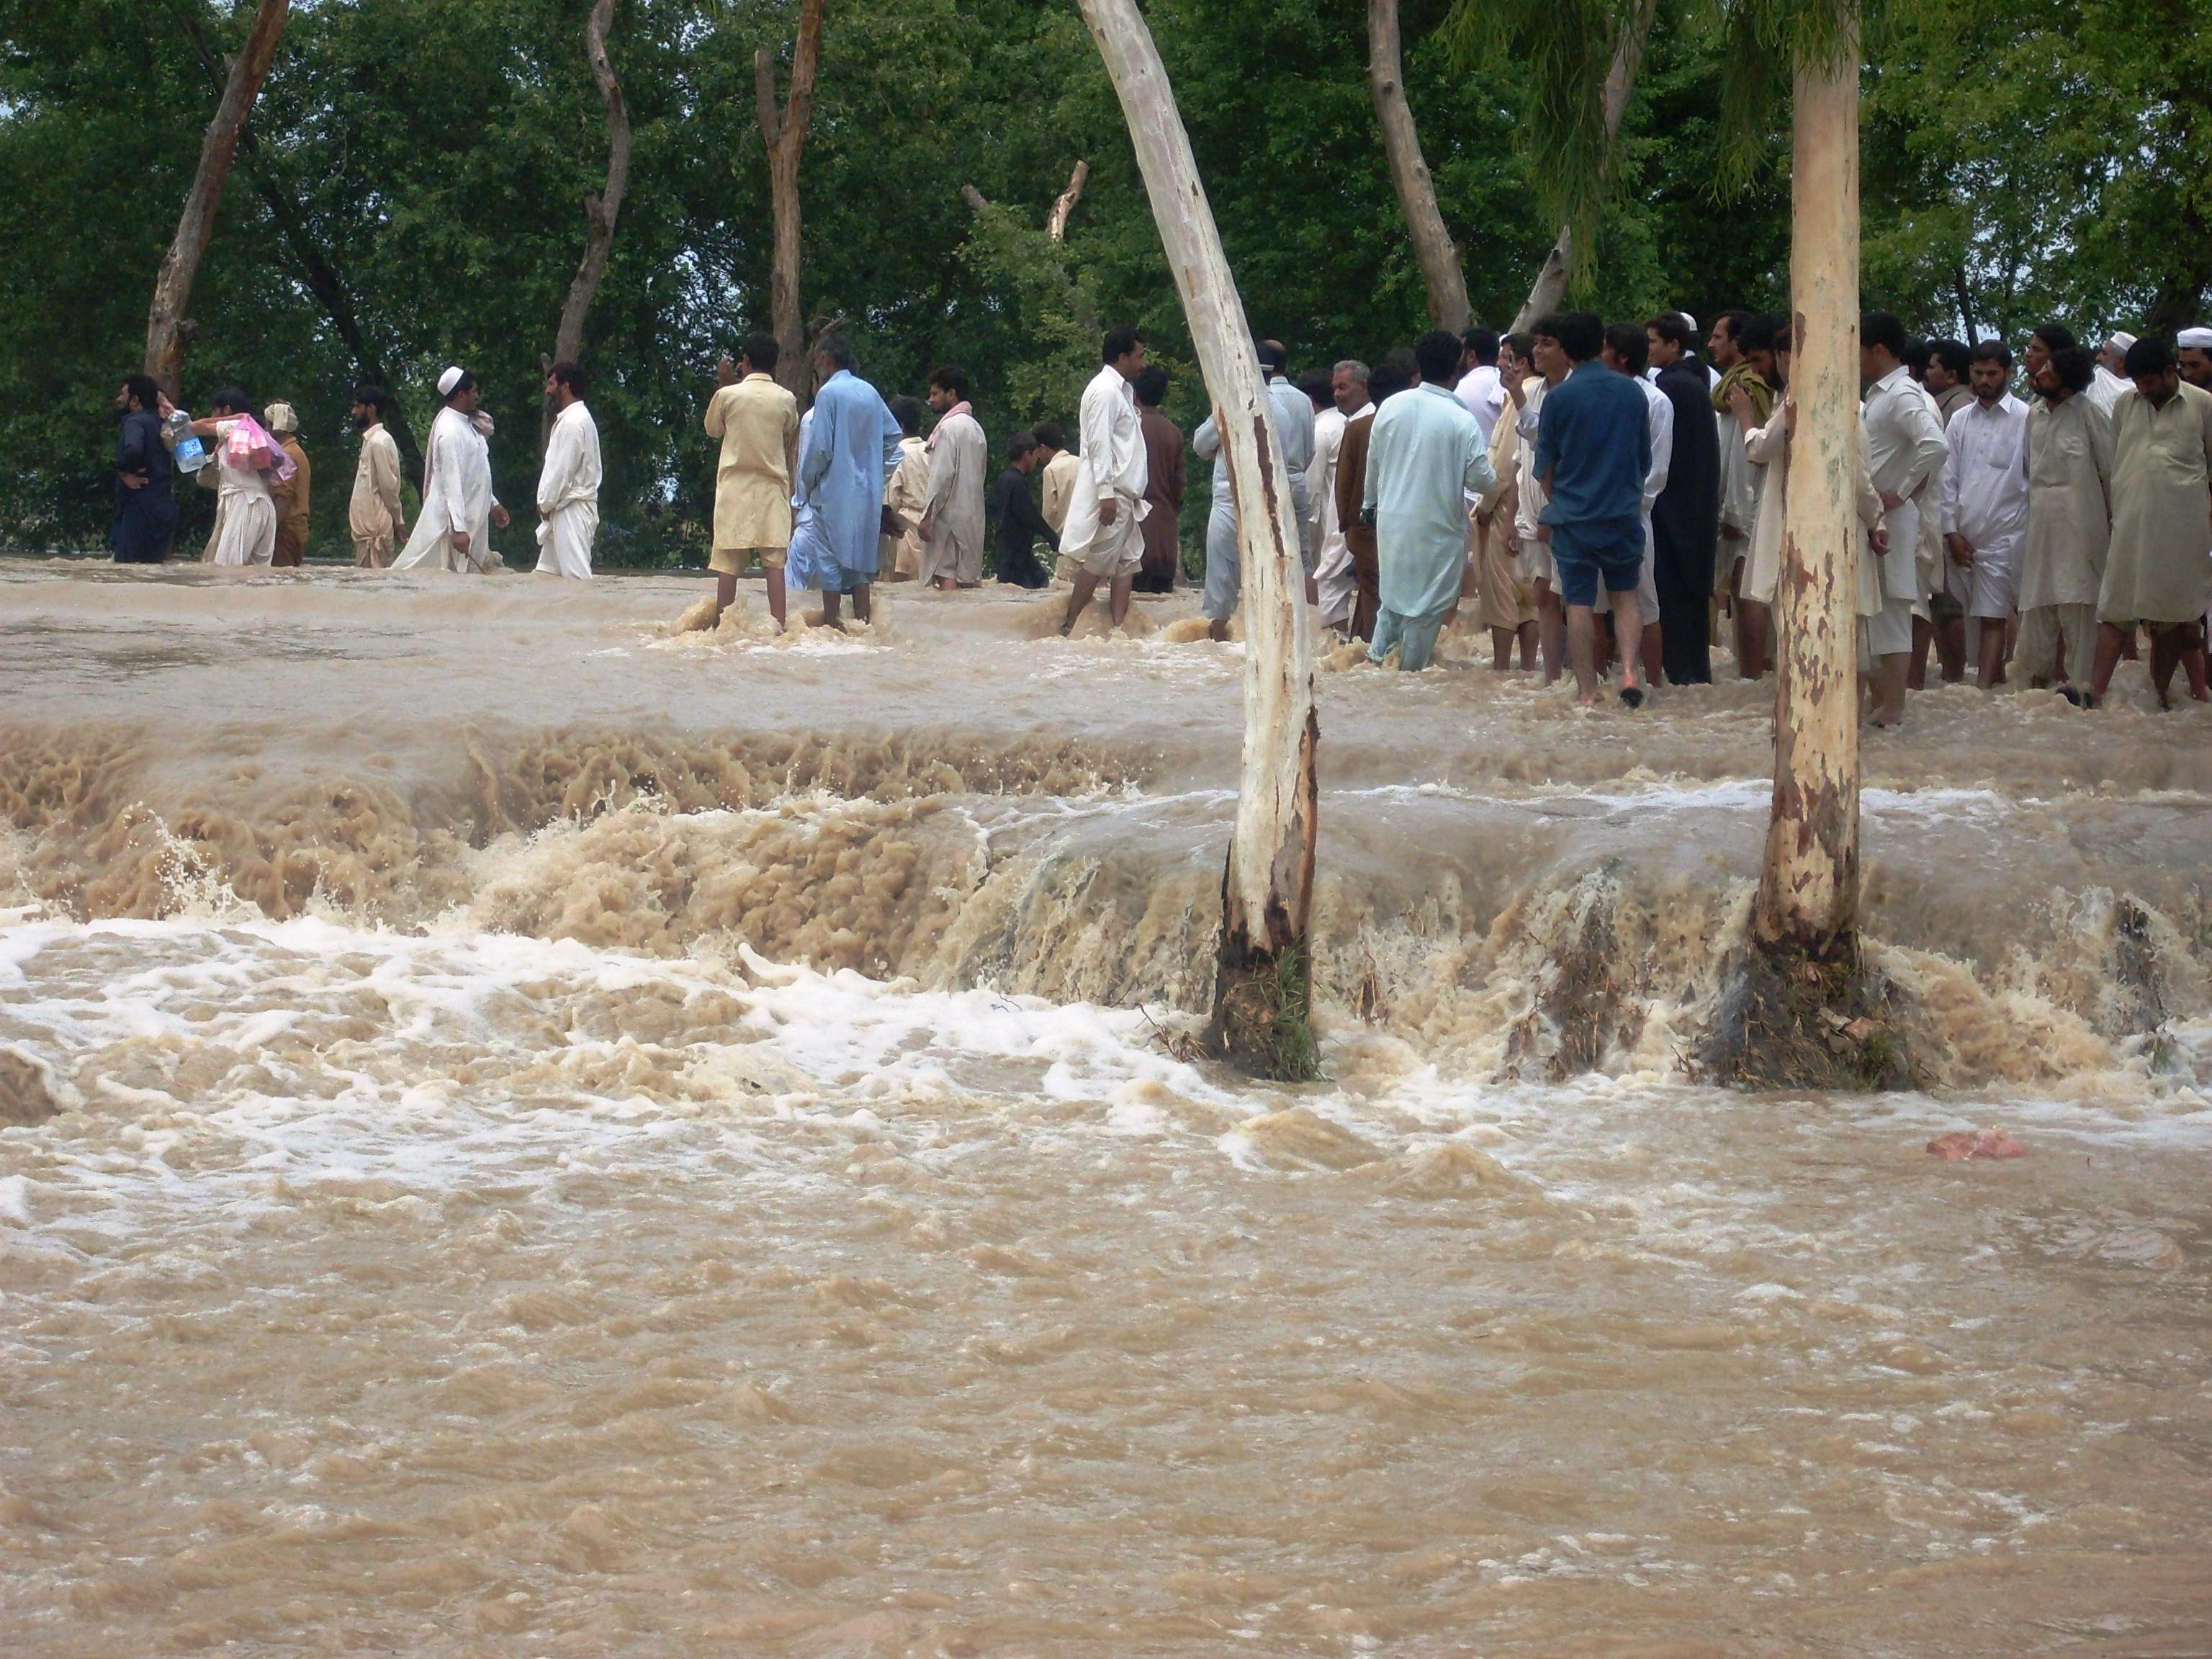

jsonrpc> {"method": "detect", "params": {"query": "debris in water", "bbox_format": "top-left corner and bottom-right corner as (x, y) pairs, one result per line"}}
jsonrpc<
(1925, 1127), (2028, 1161)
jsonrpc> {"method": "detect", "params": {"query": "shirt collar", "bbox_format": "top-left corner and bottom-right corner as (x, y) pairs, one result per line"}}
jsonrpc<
(1874, 366), (1912, 395)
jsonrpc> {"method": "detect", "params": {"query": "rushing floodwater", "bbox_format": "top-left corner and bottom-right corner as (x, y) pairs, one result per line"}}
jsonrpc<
(3, 559), (2210, 1655)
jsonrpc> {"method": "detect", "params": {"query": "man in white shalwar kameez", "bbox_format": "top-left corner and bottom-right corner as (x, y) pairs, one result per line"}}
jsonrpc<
(189, 390), (278, 567)
(1861, 314), (1951, 723)
(1937, 342), (2030, 688)
(1057, 328), (1151, 634)
(395, 367), (509, 572)
(2087, 331), (2136, 416)
(1311, 359), (1370, 632)
(534, 362), (601, 579)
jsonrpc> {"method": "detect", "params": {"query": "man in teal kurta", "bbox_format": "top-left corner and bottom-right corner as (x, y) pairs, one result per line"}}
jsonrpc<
(1362, 329), (1498, 670)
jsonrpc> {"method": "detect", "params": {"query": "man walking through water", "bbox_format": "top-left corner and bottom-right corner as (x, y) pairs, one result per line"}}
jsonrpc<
(799, 332), (906, 630)
(920, 366), (986, 589)
(348, 386), (406, 567)
(1534, 311), (1653, 706)
(111, 374), (176, 564)
(705, 333), (800, 626)
(1058, 325), (1150, 634)
(393, 367), (509, 572)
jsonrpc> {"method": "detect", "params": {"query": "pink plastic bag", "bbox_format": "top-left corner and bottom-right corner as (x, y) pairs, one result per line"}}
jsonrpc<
(222, 415), (274, 471)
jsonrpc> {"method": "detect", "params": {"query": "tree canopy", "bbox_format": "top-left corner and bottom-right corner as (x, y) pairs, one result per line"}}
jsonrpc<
(0, 0), (2197, 560)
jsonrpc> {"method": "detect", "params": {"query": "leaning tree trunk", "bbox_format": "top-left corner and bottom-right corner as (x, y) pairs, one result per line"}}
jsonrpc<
(145, 0), (291, 393)
(1507, 0), (1654, 333)
(1076, 0), (1320, 1079)
(553, 0), (631, 372)
(755, 0), (823, 401)
(1755, 32), (1861, 957)
(1368, 0), (1470, 333)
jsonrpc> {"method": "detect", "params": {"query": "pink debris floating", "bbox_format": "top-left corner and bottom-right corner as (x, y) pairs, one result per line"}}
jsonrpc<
(1926, 1128), (2028, 1161)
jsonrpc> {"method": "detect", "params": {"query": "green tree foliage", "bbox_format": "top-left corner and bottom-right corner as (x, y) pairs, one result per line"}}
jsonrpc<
(0, 0), (2199, 560)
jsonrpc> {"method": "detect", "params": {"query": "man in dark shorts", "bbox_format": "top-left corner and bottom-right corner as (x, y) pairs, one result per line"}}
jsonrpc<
(1533, 311), (1654, 706)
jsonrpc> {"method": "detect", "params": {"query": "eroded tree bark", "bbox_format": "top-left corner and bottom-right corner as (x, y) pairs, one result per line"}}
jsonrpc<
(1076, 0), (1320, 1079)
(1367, 0), (1469, 332)
(1046, 158), (1090, 243)
(554, 0), (631, 369)
(755, 0), (824, 400)
(1506, 0), (1655, 333)
(1756, 34), (1861, 956)
(145, 0), (292, 393)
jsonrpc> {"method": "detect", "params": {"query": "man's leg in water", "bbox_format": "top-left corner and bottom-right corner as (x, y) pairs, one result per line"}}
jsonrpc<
(1061, 570), (1102, 634)
(852, 582), (871, 626)
(1109, 574), (1133, 630)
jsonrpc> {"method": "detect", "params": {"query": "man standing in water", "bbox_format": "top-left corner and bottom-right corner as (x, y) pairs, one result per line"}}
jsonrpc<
(1647, 313), (1720, 684)
(799, 332), (906, 630)
(705, 333), (800, 626)
(111, 374), (176, 564)
(534, 361), (601, 579)
(992, 431), (1057, 589)
(1860, 313), (1951, 718)
(1938, 341), (2030, 690)
(2090, 336), (2212, 707)
(264, 402), (312, 567)
(2016, 344), (2112, 698)
(1533, 311), (1652, 706)
(1058, 325), (1150, 634)
(394, 367), (509, 572)
(1362, 329), (1495, 671)
(348, 386), (406, 567)
(1133, 364), (1185, 593)
(920, 366), (986, 589)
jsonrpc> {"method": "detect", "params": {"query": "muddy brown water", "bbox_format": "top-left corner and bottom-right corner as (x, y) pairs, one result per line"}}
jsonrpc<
(2, 559), (2208, 1655)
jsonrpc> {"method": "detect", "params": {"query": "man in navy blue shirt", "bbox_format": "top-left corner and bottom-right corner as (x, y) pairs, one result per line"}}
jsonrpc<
(1534, 311), (1654, 706)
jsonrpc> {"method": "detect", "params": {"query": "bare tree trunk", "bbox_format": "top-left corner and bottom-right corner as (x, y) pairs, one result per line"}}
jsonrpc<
(1506, 0), (1655, 333)
(1368, 0), (1470, 333)
(145, 0), (292, 394)
(1755, 32), (1861, 956)
(755, 0), (823, 401)
(1076, 0), (1320, 1079)
(169, 0), (418, 475)
(1046, 158), (1090, 243)
(554, 0), (631, 370)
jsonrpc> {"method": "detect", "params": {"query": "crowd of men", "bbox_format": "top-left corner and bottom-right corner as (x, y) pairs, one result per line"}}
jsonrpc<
(109, 305), (2212, 709)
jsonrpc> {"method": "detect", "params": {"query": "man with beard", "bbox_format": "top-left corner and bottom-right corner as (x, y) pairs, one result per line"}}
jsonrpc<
(2015, 344), (2112, 698)
(111, 374), (176, 564)
(348, 386), (407, 567)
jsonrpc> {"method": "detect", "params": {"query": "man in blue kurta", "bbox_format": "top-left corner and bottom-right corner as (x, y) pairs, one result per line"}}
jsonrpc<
(798, 333), (907, 629)
(1534, 310), (1654, 706)
(1361, 330), (1496, 670)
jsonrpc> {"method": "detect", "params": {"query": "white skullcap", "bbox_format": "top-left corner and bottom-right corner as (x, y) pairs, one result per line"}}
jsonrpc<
(436, 364), (465, 396)
(2177, 327), (2212, 349)
(263, 400), (298, 434)
(1678, 310), (1698, 332)
(2107, 331), (2137, 354)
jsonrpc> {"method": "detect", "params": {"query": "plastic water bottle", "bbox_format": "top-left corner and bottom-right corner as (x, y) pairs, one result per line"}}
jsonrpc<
(166, 408), (209, 474)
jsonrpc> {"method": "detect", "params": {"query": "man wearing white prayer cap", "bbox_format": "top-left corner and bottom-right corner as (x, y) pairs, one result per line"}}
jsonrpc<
(2176, 326), (2212, 390)
(392, 367), (511, 572)
(2087, 331), (2136, 415)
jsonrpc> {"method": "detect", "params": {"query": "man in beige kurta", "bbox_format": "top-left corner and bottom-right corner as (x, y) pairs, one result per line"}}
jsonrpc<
(1473, 369), (1536, 669)
(1036, 424), (1082, 581)
(704, 333), (801, 626)
(349, 387), (406, 567)
(878, 395), (930, 580)
(2016, 348), (2112, 694)
(2090, 338), (2212, 707)
(920, 367), (986, 588)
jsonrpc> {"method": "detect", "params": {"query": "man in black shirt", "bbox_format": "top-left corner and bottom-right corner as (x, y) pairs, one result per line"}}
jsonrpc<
(991, 430), (1057, 588)
(112, 374), (177, 564)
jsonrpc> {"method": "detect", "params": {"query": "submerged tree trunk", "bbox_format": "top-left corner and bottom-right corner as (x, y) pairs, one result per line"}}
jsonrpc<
(755, 0), (823, 401)
(554, 0), (631, 371)
(1756, 32), (1861, 958)
(1507, 0), (1654, 333)
(1367, 0), (1470, 333)
(145, 0), (292, 393)
(1076, 0), (1321, 1079)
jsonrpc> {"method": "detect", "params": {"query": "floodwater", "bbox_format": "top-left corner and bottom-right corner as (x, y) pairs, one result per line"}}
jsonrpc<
(2, 558), (2209, 1657)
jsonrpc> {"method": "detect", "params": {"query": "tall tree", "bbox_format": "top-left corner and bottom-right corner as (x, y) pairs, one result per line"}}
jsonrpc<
(553, 0), (632, 370)
(755, 0), (824, 400)
(145, 0), (292, 394)
(1076, 0), (1321, 1078)
(1367, 0), (1471, 331)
